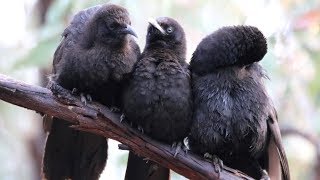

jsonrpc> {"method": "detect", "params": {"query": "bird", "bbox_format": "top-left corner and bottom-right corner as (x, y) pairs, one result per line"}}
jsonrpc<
(189, 25), (290, 180)
(42, 4), (140, 180)
(122, 17), (192, 180)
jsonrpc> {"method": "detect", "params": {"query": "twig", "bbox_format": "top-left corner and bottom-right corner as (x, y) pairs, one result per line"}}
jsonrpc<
(0, 73), (253, 180)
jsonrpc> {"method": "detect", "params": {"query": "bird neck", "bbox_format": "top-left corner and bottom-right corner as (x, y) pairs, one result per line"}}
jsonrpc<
(89, 36), (130, 52)
(144, 43), (186, 62)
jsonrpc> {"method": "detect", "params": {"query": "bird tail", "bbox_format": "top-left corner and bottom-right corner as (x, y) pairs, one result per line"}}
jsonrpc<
(42, 118), (108, 180)
(191, 25), (267, 75)
(125, 151), (170, 180)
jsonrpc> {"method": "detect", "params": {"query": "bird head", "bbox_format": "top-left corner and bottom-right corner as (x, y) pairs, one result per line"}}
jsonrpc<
(83, 4), (137, 48)
(190, 26), (267, 76)
(146, 17), (186, 52)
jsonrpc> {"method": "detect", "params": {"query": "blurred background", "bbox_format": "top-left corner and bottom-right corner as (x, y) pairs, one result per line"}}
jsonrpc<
(0, 0), (319, 179)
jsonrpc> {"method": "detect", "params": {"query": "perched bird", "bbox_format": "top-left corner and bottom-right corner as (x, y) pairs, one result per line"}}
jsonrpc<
(189, 26), (290, 180)
(43, 4), (140, 180)
(123, 17), (192, 180)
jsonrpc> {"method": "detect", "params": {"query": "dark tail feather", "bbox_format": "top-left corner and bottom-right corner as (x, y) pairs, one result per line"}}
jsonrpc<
(43, 118), (108, 180)
(125, 152), (169, 180)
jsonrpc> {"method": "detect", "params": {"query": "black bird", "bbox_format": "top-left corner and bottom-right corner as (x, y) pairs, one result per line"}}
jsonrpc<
(43, 4), (140, 180)
(189, 26), (290, 180)
(123, 17), (192, 180)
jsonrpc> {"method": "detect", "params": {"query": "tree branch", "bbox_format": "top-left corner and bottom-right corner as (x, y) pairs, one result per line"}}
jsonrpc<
(0, 73), (254, 180)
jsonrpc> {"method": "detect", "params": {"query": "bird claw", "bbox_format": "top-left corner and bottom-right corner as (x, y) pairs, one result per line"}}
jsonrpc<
(80, 93), (92, 105)
(71, 88), (78, 94)
(48, 80), (76, 104)
(183, 137), (190, 153)
(86, 94), (92, 102)
(80, 93), (86, 105)
(110, 106), (121, 113)
(174, 142), (182, 157)
(171, 142), (177, 149)
(212, 155), (224, 173)
(260, 170), (270, 180)
(138, 125), (144, 134)
(204, 153), (223, 173)
(204, 152), (213, 159)
(120, 114), (126, 123)
(171, 142), (184, 157)
(49, 80), (70, 97)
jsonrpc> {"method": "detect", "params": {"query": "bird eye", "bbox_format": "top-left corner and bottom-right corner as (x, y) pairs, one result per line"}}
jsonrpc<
(108, 22), (119, 30)
(166, 27), (173, 33)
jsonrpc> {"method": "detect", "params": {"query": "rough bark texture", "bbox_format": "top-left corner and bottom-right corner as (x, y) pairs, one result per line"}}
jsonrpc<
(0, 73), (254, 180)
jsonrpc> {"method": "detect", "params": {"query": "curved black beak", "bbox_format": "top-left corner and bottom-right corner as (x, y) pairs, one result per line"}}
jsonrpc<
(120, 25), (138, 38)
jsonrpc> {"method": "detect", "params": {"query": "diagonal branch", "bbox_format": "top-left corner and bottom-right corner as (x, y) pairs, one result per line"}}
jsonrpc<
(0, 73), (253, 180)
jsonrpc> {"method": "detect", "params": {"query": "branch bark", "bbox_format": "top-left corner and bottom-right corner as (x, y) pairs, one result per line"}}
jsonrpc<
(0, 73), (253, 180)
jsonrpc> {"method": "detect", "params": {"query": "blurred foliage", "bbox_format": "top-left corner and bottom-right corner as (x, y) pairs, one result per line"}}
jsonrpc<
(0, 0), (319, 179)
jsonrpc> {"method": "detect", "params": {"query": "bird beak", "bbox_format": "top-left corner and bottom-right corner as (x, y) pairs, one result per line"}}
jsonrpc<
(148, 18), (166, 35)
(121, 25), (138, 38)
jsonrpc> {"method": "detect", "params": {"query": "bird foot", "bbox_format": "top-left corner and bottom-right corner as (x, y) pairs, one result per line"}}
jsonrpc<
(138, 125), (144, 134)
(174, 142), (182, 157)
(86, 94), (92, 102)
(80, 93), (92, 105)
(71, 88), (78, 94)
(204, 152), (213, 159)
(48, 80), (76, 104)
(171, 138), (190, 157)
(172, 141), (186, 157)
(204, 153), (223, 173)
(212, 155), (224, 173)
(120, 114), (126, 123)
(260, 170), (270, 180)
(110, 106), (121, 113)
(182, 137), (190, 153)
(48, 80), (71, 98)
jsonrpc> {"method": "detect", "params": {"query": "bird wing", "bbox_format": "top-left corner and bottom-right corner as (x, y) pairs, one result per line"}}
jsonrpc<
(267, 107), (290, 180)
(52, 5), (101, 73)
(46, 5), (102, 131)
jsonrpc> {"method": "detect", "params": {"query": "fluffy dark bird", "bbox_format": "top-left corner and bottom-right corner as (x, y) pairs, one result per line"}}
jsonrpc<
(123, 17), (192, 180)
(43, 4), (140, 180)
(189, 26), (290, 180)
